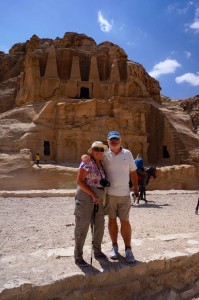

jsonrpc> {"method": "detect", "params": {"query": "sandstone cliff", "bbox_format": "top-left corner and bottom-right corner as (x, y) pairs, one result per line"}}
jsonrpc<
(0, 32), (199, 176)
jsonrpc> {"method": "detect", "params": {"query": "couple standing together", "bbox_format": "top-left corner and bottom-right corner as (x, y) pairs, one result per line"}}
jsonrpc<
(74, 131), (139, 267)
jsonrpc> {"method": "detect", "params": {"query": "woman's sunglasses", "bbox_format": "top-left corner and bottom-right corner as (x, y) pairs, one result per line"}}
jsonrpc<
(93, 147), (105, 152)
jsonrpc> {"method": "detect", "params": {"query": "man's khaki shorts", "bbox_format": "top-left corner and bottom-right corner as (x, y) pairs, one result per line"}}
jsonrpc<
(105, 194), (131, 221)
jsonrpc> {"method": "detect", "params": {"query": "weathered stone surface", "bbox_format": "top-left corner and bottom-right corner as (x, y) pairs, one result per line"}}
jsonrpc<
(148, 164), (199, 190)
(0, 152), (77, 190)
(0, 78), (17, 113)
(0, 95), (199, 168)
(0, 32), (199, 186)
(0, 151), (198, 190)
(180, 95), (199, 133)
(0, 149), (199, 191)
(0, 32), (158, 108)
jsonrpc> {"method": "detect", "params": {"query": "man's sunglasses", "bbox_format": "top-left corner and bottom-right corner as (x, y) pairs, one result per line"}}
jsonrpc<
(93, 147), (105, 152)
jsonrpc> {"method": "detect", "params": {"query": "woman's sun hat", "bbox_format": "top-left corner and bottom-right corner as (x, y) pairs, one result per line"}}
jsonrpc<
(88, 141), (108, 154)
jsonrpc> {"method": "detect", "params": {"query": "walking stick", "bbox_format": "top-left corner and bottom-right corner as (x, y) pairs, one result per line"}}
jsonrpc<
(91, 204), (99, 265)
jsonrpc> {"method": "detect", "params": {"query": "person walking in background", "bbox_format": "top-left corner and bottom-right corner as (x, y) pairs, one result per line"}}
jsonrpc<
(74, 141), (108, 267)
(35, 153), (40, 167)
(135, 154), (148, 187)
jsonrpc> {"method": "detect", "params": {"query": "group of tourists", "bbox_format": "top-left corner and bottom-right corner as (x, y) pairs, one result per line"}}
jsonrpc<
(74, 130), (145, 267)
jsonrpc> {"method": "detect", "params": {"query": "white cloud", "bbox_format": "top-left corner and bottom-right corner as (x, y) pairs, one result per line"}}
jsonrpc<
(185, 50), (191, 58)
(189, 7), (199, 32)
(149, 59), (181, 78)
(175, 73), (199, 86)
(167, 2), (193, 15)
(98, 11), (113, 33)
(190, 20), (199, 30)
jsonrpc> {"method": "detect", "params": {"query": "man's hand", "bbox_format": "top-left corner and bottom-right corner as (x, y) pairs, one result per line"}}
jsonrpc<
(134, 192), (139, 198)
(130, 170), (139, 195)
(81, 154), (91, 163)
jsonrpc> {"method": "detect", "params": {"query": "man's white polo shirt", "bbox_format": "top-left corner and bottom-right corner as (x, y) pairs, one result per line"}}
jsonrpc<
(103, 147), (136, 197)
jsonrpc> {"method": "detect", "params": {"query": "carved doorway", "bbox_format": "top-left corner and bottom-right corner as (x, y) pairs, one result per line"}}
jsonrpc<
(80, 87), (89, 99)
(162, 145), (170, 158)
(44, 141), (50, 156)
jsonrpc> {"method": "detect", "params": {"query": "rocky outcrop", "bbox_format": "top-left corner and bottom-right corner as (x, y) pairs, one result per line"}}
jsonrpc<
(0, 95), (199, 166)
(0, 32), (161, 111)
(0, 32), (199, 168)
(14, 33), (161, 106)
(0, 151), (77, 190)
(0, 77), (17, 113)
(0, 151), (198, 190)
(180, 95), (199, 133)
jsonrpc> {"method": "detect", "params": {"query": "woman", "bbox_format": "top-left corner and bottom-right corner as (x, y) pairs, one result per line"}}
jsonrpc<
(74, 141), (109, 267)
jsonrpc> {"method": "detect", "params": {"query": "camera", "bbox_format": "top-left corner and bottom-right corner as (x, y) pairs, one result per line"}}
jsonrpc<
(100, 178), (110, 187)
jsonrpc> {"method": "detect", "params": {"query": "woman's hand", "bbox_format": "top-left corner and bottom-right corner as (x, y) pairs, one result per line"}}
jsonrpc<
(77, 169), (100, 203)
(92, 195), (99, 204)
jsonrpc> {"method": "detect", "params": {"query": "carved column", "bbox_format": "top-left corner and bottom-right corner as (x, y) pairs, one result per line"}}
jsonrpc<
(70, 56), (81, 80)
(44, 45), (58, 78)
(89, 56), (100, 82)
(108, 60), (120, 97)
(89, 56), (101, 98)
(110, 60), (120, 82)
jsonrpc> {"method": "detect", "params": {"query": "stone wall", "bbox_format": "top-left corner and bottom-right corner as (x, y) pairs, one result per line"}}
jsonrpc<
(1, 253), (199, 300)
(0, 151), (199, 190)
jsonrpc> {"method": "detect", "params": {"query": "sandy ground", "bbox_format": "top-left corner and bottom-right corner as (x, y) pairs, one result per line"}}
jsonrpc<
(0, 190), (199, 294)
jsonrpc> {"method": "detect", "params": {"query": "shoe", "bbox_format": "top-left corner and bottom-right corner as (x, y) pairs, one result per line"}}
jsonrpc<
(94, 252), (107, 260)
(109, 244), (119, 260)
(75, 258), (89, 267)
(125, 249), (136, 263)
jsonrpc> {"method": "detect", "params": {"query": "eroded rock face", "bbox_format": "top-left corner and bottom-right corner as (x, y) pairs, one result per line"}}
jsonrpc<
(0, 32), (199, 168)
(0, 151), (198, 190)
(0, 32), (161, 109)
(0, 151), (77, 190)
(180, 95), (199, 133)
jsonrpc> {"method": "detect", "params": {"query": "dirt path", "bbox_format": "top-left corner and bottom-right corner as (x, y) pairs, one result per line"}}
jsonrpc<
(0, 190), (199, 294)
(1, 191), (198, 254)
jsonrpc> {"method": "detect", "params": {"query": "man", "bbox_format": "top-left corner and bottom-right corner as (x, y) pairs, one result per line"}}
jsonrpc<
(103, 131), (139, 263)
(135, 154), (148, 187)
(82, 131), (139, 263)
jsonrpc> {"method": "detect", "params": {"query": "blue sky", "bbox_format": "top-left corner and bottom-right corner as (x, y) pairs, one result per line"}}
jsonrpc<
(1, 0), (199, 99)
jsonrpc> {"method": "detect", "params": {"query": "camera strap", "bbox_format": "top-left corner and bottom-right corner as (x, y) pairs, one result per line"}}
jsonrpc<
(91, 156), (104, 179)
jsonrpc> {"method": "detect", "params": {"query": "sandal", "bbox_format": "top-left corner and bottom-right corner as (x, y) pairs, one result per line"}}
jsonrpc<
(75, 258), (89, 267)
(94, 252), (107, 260)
